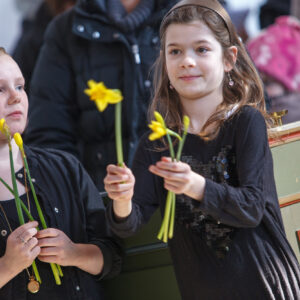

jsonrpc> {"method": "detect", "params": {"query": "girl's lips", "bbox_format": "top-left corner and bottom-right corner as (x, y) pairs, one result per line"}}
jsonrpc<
(179, 75), (200, 81)
(7, 111), (22, 118)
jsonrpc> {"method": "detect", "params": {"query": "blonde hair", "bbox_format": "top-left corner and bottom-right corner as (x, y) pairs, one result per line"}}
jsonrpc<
(150, 5), (269, 141)
(0, 47), (7, 55)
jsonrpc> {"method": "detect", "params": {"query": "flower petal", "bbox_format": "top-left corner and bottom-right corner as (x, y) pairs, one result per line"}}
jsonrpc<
(95, 99), (108, 112)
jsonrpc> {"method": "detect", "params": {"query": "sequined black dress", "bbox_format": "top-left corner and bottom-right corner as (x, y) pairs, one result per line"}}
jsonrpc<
(107, 106), (300, 299)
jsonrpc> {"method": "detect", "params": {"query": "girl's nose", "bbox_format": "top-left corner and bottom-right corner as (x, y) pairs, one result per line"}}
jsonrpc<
(8, 90), (21, 105)
(181, 53), (196, 68)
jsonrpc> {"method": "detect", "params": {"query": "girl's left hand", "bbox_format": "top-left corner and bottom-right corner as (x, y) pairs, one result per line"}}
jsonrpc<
(36, 228), (77, 266)
(149, 157), (206, 201)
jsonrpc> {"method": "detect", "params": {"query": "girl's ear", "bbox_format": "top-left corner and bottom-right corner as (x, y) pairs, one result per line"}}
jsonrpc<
(224, 46), (238, 72)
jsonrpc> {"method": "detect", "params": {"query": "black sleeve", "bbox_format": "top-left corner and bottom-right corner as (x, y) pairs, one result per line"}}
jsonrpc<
(106, 135), (161, 238)
(25, 12), (79, 157)
(78, 160), (123, 279)
(197, 108), (270, 228)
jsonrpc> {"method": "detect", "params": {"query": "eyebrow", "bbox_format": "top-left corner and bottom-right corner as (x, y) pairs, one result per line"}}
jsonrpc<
(0, 77), (24, 83)
(167, 40), (211, 48)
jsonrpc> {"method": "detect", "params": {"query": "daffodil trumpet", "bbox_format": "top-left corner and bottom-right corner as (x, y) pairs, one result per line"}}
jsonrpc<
(84, 80), (124, 166)
(148, 112), (190, 243)
(0, 119), (41, 284)
(14, 133), (63, 285)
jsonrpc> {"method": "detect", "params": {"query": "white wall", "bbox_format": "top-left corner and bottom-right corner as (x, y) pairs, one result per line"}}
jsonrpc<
(227, 0), (267, 38)
(0, 0), (22, 54)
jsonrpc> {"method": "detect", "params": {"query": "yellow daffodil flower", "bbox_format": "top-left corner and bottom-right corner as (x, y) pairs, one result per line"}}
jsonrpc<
(13, 133), (25, 156)
(84, 80), (123, 112)
(148, 121), (167, 141)
(183, 115), (190, 132)
(0, 118), (5, 133)
(154, 111), (166, 127)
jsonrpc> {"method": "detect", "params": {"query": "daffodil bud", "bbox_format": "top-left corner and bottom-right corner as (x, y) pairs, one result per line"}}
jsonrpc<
(0, 118), (5, 134)
(183, 115), (190, 132)
(154, 111), (166, 127)
(14, 133), (24, 150)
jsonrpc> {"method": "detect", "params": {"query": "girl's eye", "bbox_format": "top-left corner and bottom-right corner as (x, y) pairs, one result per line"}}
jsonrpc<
(0, 87), (4, 93)
(197, 47), (208, 54)
(169, 49), (181, 55)
(16, 85), (24, 92)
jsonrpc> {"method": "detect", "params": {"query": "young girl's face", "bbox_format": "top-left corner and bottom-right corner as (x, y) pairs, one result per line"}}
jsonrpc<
(165, 20), (232, 103)
(0, 55), (28, 139)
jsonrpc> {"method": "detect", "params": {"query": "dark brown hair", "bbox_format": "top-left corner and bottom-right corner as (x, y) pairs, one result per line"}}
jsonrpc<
(150, 5), (269, 141)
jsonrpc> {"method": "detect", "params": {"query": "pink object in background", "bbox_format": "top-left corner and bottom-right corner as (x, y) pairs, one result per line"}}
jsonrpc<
(247, 16), (300, 93)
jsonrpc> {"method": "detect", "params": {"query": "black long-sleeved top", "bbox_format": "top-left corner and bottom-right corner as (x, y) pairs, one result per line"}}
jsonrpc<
(0, 146), (122, 300)
(107, 106), (300, 300)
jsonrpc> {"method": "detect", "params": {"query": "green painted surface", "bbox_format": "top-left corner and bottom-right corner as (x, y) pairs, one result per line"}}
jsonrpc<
(271, 140), (300, 197)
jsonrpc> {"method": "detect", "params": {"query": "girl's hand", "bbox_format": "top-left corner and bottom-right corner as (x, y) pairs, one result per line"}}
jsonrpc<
(37, 229), (104, 275)
(2, 221), (40, 274)
(104, 164), (135, 219)
(36, 228), (77, 266)
(149, 157), (205, 201)
(104, 164), (135, 203)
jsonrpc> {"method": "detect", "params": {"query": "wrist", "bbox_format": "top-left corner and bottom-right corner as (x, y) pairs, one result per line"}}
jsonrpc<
(0, 256), (20, 287)
(113, 200), (132, 220)
(73, 244), (103, 275)
(186, 173), (206, 201)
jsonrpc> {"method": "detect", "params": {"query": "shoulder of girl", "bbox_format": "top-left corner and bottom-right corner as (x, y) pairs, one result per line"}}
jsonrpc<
(237, 105), (264, 122)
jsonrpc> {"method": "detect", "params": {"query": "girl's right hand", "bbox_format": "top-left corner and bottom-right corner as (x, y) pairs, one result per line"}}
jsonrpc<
(104, 164), (135, 203)
(2, 221), (40, 275)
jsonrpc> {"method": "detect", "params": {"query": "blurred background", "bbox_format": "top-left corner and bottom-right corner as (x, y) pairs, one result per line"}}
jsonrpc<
(0, 0), (266, 53)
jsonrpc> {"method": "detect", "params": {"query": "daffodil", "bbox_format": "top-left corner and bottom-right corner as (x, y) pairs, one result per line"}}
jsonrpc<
(0, 118), (11, 141)
(84, 80), (123, 112)
(148, 121), (167, 141)
(13, 133), (62, 285)
(148, 113), (190, 243)
(0, 121), (42, 284)
(85, 80), (124, 166)
(0, 118), (5, 133)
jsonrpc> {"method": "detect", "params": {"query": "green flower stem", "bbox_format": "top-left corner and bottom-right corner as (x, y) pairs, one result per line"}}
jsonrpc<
(162, 190), (173, 243)
(176, 130), (188, 161)
(23, 155), (63, 283)
(23, 156), (47, 229)
(0, 176), (38, 224)
(50, 263), (61, 285)
(9, 146), (24, 225)
(115, 102), (124, 167)
(168, 192), (176, 239)
(32, 260), (41, 284)
(57, 265), (63, 277)
(166, 134), (175, 161)
(7, 147), (42, 284)
(0, 177), (13, 194)
(157, 190), (172, 241)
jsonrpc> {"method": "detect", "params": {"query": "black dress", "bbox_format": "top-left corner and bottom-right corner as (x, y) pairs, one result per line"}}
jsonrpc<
(107, 106), (300, 300)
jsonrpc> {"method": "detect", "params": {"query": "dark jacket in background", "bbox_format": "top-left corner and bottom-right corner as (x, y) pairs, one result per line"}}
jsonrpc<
(13, 2), (53, 91)
(0, 146), (122, 300)
(25, 0), (177, 191)
(259, 0), (291, 29)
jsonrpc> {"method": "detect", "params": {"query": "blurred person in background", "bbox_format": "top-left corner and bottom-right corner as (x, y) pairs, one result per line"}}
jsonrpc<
(13, 0), (76, 92)
(24, 0), (177, 191)
(247, 15), (300, 124)
(259, 0), (291, 29)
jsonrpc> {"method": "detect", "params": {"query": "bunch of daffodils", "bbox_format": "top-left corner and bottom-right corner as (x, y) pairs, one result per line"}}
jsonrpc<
(0, 119), (63, 287)
(148, 112), (190, 242)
